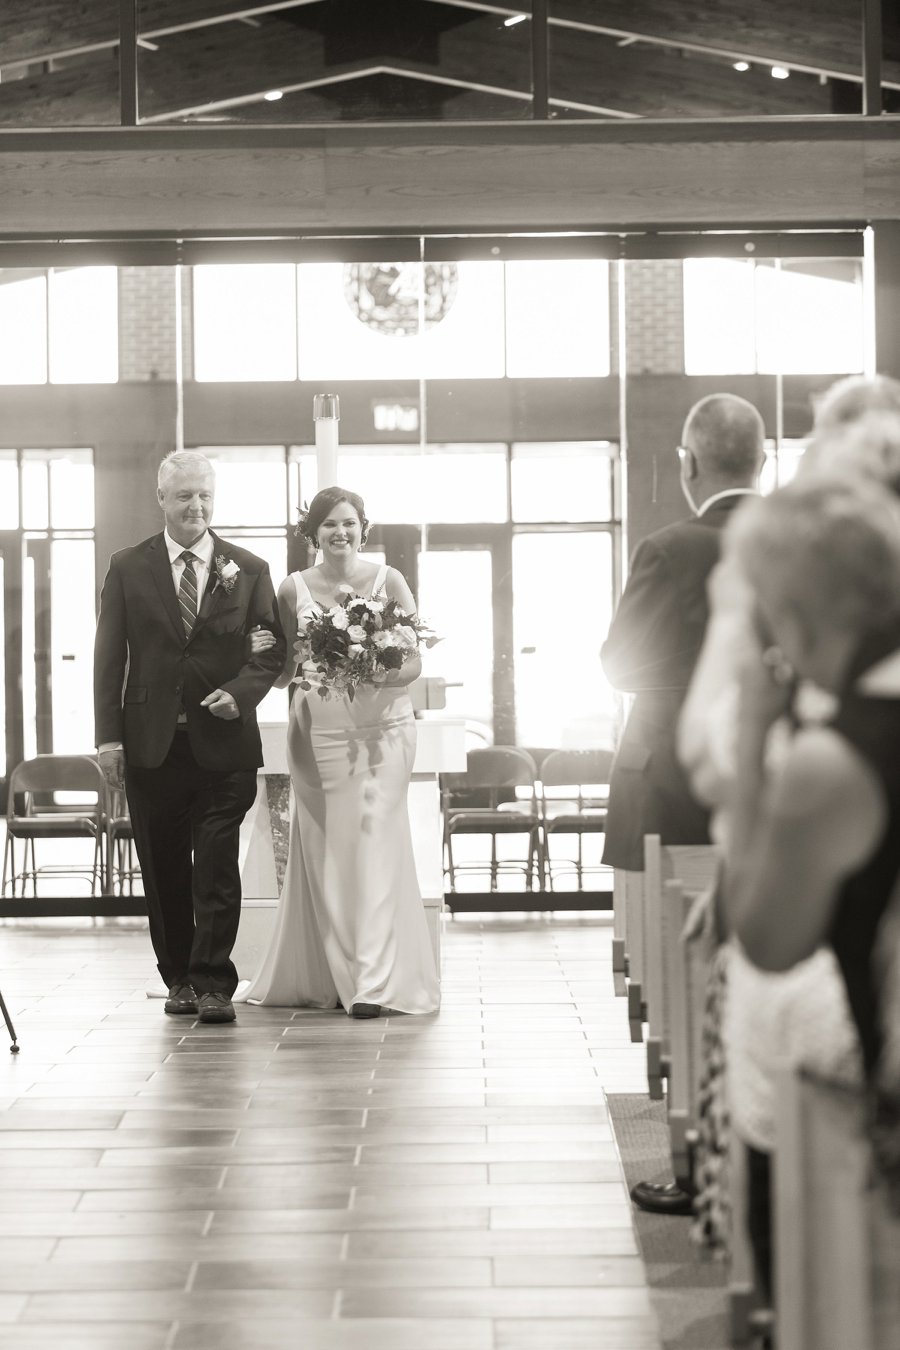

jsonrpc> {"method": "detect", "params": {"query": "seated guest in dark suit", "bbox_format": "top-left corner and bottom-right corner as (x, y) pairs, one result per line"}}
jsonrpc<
(602, 392), (764, 1214)
(94, 451), (286, 1024)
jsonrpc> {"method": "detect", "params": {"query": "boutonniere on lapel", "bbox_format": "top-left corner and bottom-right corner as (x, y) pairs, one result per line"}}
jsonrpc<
(214, 555), (240, 594)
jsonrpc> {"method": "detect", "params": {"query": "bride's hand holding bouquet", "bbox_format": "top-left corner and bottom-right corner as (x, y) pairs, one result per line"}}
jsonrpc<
(296, 584), (438, 700)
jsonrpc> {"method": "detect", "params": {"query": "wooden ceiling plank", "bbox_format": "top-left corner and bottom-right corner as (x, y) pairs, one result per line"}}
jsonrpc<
(4, 0), (898, 90)
(0, 12), (836, 127)
(0, 120), (894, 236)
(0, 0), (317, 69)
(429, 0), (900, 88)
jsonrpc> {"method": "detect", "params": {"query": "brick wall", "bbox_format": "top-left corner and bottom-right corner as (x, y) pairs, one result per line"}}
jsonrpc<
(118, 266), (194, 382)
(623, 260), (685, 375)
(118, 268), (178, 382)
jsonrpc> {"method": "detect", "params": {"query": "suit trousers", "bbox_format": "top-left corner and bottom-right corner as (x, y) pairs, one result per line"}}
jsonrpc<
(126, 730), (258, 995)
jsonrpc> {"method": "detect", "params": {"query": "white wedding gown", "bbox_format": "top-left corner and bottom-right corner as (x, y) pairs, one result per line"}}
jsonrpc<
(237, 566), (440, 1014)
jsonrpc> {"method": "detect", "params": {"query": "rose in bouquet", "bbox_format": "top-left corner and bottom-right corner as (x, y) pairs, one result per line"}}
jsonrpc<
(296, 584), (439, 700)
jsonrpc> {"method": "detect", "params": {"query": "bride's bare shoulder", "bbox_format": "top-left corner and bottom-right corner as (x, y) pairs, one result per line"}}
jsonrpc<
(277, 572), (300, 601)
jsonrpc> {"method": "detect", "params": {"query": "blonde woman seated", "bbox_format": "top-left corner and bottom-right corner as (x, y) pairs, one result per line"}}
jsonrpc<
(672, 392), (900, 1282)
(726, 479), (900, 1231)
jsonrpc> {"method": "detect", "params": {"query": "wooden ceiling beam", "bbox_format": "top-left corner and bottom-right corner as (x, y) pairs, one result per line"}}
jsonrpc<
(0, 117), (897, 237)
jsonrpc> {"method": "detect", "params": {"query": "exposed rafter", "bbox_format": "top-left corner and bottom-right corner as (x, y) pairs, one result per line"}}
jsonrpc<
(0, 0), (896, 128)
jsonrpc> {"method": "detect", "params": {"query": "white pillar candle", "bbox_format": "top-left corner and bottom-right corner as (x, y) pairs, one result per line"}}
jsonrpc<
(313, 392), (340, 488)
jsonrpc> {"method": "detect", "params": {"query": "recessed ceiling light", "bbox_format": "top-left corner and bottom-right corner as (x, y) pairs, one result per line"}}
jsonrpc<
(504, 14), (528, 26)
(771, 66), (790, 79)
(733, 60), (750, 72)
(263, 89), (284, 101)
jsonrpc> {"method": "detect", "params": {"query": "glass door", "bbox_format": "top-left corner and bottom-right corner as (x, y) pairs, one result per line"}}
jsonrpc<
(0, 533), (24, 809)
(371, 523), (511, 745)
(513, 528), (619, 750)
(418, 528), (511, 746)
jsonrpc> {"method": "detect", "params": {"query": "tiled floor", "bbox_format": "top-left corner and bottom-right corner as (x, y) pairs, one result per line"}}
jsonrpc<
(0, 913), (658, 1350)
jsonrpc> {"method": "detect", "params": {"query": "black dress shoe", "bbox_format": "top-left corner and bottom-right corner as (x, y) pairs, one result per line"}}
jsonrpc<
(630, 1179), (694, 1216)
(164, 982), (198, 1015)
(197, 991), (236, 1024)
(350, 1003), (381, 1019)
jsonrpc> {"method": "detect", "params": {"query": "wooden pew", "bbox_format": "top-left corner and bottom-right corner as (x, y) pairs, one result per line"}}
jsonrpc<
(657, 865), (764, 1344)
(643, 837), (720, 1100)
(774, 1066), (900, 1350)
(614, 868), (646, 1040)
(728, 1129), (768, 1347)
(661, 876), (716, 1185)
(612, 865), (627, 987)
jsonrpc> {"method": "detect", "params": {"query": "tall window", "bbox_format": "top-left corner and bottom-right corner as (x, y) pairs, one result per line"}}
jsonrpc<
(192, 266), (297, 382)
(1, 450), (96, 760)
(0, 269), (118, 384)
(683, 258), (865, 375)
(193, 260), (611, 382)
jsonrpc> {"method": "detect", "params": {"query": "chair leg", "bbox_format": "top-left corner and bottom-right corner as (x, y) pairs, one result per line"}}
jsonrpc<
(92, 834), (102, 897)
(103, 830), (113, 896)
(12, 838), (22, 899)
(446, 833), (457, 893)
(1, 834), (10, 898)
(536, 828), (548, 893)
(127, 840), (136, 897)
(0, 988), (19, 1053)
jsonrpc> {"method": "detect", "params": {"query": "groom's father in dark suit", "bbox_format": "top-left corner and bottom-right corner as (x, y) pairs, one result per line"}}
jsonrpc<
(94, 451), (285, 1023)
(601, 393), (764, 1213)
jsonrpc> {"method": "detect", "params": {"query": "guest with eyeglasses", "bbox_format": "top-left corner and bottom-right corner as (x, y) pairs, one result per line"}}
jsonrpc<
(601, 392), (765, 1216)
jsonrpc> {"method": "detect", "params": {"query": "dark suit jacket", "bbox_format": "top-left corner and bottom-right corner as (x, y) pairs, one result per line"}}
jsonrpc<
(601, 493), (750, 870)
(94, 530), (286, 772)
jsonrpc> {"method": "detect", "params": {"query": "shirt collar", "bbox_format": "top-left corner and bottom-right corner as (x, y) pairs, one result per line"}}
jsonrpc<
(164, 528), (214, 566)
(696, 488), (758, 518)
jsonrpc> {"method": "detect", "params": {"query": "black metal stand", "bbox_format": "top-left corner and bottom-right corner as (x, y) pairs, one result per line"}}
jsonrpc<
(0, 987), (19, 1053)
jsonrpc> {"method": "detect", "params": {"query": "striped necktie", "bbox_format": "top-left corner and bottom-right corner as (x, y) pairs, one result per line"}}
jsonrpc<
(178, 551), (199, 638)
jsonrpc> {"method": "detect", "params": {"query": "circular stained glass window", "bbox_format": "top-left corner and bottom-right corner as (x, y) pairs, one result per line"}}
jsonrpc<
(343, 262), (459, 336)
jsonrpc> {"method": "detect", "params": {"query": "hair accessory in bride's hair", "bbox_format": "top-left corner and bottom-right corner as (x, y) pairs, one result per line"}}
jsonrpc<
(293, 501), (310, 538)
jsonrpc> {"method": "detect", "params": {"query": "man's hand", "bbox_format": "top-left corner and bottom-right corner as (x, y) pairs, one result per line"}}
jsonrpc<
(98, 747), (125, 790)
(200, 689), (240, 720)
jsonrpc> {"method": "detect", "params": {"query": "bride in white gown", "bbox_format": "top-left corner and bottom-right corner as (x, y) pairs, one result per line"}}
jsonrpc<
(237, 486), (440, 1018)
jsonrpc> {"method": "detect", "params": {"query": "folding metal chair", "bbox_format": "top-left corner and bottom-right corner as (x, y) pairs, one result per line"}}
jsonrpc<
(2, 754), (108, 898)
(443, 747), (542, 892)
(107, 787), (140, 896)
(539, 748), (613, 892)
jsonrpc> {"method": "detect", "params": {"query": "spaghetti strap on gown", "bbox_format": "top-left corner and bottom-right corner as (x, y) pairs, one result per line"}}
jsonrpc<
(237, 565), (440, 1014)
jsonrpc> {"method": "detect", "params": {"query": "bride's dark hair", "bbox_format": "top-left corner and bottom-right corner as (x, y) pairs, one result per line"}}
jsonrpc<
(297, 486), (370, 548)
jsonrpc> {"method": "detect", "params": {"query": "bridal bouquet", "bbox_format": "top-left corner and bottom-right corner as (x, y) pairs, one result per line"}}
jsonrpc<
(296, 585), (438, 701)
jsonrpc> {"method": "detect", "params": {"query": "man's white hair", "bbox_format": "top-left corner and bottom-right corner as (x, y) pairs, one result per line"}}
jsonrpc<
(158, 450), (215, 489)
